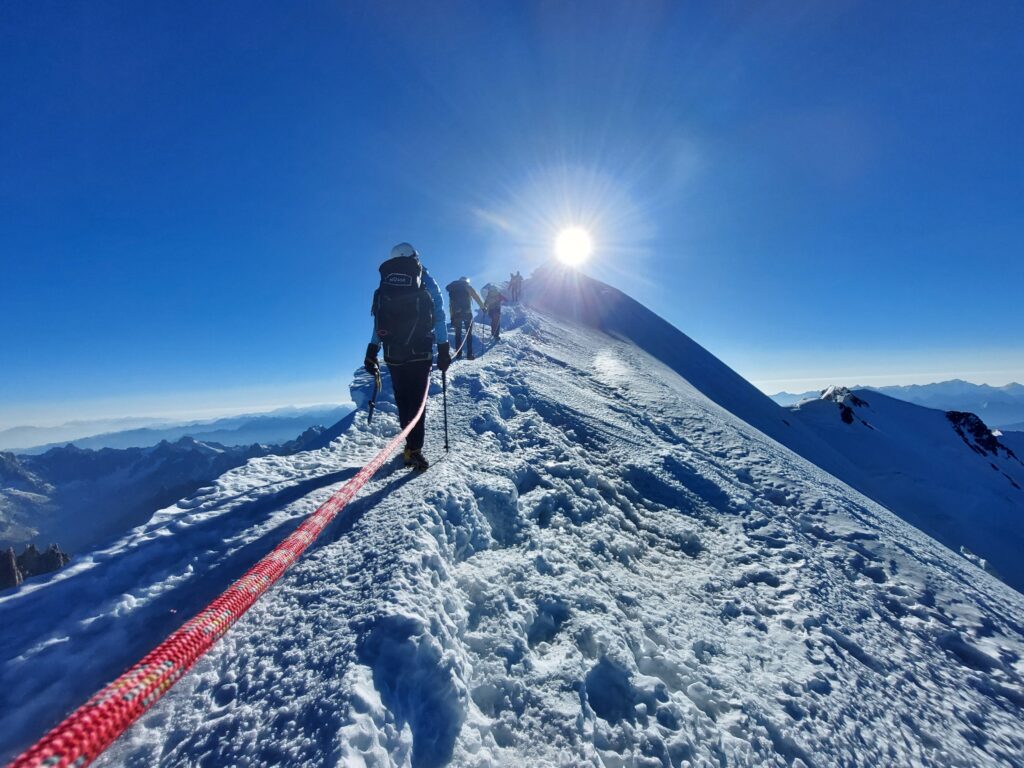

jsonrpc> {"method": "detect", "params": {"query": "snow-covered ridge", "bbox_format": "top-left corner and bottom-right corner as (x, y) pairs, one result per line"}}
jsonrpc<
(2, 273), (1023, 766)
(788, 386), (1024, 593)
(771, 381), (1024, 429)
(816, 387), (871, 426)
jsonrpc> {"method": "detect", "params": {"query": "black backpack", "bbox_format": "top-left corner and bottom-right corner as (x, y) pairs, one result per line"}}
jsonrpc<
(446, 280), (472, 313)
(372, 256), (435, 363)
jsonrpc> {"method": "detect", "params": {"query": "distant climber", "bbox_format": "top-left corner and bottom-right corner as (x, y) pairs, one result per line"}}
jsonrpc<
(509, 271), (524, 303)
(365, 243), (450, 471)
(483, 283), (508, 341)
(445, 276), (485, 360)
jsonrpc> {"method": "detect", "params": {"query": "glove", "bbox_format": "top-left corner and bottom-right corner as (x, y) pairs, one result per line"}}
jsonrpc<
(364, 343), (380, 375)
(436, 342), (451, 373)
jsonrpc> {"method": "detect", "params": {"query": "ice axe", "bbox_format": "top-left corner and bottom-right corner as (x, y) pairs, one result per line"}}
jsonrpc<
(367, 369), (382, 424)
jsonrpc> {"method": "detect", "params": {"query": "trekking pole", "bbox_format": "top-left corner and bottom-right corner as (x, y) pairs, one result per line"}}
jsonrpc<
(442, 370), (450, 452)
(367, 369), (382, 424)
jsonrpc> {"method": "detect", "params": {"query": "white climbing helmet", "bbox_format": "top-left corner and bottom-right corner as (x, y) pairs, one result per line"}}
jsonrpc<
(390, 242), (418, 260)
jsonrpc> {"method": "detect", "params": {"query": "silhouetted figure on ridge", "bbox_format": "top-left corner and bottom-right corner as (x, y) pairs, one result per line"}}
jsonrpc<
(509, 271), (523, 302)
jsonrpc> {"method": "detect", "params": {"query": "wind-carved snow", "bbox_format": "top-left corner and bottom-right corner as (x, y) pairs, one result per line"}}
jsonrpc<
(3, 283), (1024, 767)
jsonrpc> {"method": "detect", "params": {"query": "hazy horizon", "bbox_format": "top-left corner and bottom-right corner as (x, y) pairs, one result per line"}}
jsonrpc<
(0, 394), (354, 434)
(755, 371), (1024, 397)
(3, 366), (1022, 433)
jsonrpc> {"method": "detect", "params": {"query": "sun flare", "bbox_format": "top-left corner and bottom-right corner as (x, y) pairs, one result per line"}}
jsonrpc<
(554, 227), (593, 266)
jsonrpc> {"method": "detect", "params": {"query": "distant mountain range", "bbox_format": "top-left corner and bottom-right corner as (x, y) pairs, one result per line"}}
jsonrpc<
(771, 379), (1024, 427)
(0, 404), (353, 453)
(0, 416), (170, 452)
(0, 408), (355, 558)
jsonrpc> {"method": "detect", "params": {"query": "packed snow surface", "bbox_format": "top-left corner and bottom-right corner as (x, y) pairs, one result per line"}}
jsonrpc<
(2, 277), (1024, 767)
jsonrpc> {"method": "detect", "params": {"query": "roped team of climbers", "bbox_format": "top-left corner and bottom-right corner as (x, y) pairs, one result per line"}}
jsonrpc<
(482, 282), (508, 341)
(445, 276), (485, 360)
(364, 242), (522, 471)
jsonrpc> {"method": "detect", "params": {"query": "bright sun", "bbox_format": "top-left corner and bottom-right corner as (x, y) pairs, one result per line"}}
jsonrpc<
(554, 227), (593, 266)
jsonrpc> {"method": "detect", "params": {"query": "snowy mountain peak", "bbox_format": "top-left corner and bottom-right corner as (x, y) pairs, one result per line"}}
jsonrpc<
(786, 383), (1024, 593)
(775, 379), (1024, 427)
(819, 385), (867, 407)
(816, 386), (872, 425)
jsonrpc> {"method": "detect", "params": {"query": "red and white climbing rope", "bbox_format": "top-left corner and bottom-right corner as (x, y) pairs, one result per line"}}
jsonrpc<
(9, 377), (433, 768)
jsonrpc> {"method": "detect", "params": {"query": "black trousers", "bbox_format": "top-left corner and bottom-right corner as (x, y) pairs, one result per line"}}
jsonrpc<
(452, 311), (473, 357)
(388, 359), (432, 452)
(489, 306), (501, 338)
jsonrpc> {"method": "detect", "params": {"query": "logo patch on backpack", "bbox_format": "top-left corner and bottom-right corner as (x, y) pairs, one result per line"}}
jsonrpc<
(384, 272), (414, 287)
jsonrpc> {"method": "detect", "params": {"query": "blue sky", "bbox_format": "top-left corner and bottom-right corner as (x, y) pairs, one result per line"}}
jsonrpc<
(2, 1), (1022, 428)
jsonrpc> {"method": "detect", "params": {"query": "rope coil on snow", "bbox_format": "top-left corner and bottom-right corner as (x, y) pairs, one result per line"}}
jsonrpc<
(9, 377), (433, 768)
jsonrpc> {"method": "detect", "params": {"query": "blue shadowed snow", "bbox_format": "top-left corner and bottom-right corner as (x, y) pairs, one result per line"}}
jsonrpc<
(786, 387), (1024, 591)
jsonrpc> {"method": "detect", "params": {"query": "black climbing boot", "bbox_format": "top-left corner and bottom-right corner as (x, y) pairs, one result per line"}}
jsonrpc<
(403, 448), (429, 471)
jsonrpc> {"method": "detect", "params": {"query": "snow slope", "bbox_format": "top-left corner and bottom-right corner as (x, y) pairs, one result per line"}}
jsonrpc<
(784, 387), (1024, 593)
(771, 382), (1024, 428)
(2, 276), (1024, 767)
